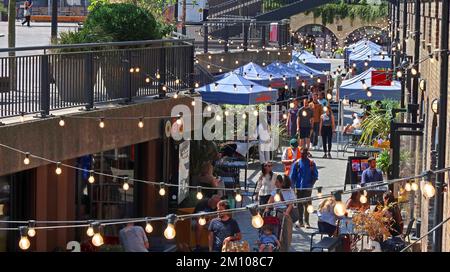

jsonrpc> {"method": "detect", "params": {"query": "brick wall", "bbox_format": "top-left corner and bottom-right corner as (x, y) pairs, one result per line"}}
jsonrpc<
(398, 0), (450, 252)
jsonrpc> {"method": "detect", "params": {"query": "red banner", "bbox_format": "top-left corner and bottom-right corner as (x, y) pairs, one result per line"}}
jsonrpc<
(372, 70), (391, 86)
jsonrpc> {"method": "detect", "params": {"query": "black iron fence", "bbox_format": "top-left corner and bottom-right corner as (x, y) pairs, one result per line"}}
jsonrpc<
(0, 39), (194, 119)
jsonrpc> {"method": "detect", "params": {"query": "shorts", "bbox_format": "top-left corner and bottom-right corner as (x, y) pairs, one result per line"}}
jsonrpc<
(299, 127), (311, 139)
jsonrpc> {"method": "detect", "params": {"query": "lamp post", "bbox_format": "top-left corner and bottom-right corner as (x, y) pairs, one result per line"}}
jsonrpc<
(434, 0), (450, 252)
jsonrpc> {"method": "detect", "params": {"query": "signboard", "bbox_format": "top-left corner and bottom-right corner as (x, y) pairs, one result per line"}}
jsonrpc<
(178, 141), (190, 204)
(344, 155), (369, 190)
(177, 0), (206, 23)
(269, 23), (278, 42)
(372, 70), (391, 86)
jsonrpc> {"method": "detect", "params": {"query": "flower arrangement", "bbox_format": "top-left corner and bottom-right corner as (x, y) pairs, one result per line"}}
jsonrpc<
(352, 207), (391, 241)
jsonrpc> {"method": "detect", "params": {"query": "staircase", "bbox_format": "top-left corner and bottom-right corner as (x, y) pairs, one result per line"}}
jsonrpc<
(207, 0), (335, 40)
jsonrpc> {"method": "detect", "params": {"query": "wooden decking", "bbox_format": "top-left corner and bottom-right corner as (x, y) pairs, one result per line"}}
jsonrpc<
(31, 15), (86, 23)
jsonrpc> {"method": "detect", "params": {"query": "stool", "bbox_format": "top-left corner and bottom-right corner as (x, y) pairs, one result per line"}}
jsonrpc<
(311, 237), (341, 252)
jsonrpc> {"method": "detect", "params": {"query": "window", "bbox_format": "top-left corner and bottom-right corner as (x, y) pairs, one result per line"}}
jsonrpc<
(76, 146), (137, 238)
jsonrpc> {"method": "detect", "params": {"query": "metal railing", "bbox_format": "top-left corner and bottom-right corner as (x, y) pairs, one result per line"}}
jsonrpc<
(0, 39), (194, 119)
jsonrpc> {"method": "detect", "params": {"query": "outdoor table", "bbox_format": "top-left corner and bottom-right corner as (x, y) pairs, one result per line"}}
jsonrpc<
(215, 160), (247, 189)
(338, 215), (369, 252)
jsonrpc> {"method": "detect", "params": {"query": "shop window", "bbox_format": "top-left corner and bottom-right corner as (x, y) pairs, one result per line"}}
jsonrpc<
(76, 146), (137, 239)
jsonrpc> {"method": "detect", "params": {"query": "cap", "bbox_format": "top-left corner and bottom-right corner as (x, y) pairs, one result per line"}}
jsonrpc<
(290, 138), (298, 147)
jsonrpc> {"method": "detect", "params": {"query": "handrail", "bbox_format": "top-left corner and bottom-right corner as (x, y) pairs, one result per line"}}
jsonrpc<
(0, 38), (195, 53)
(401, 215), (450, 252)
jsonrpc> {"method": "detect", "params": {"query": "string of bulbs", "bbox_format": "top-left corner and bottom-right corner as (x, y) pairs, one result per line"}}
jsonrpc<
(2, 164), (446, 250)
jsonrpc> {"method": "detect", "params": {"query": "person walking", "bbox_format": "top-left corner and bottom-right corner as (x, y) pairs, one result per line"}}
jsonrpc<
(289, 148), (318, 228)
(208, 200), (241, 252)
(281, 138), (301, 176)
(296, 99), (313, 150)
(319, 107), (336, 158)
(309, 93), (323, 151)
(286, 98), (299, 138)
(255, 162), (277, 205)
(21, 1), (33, 27)
(119, 222), (149, 252)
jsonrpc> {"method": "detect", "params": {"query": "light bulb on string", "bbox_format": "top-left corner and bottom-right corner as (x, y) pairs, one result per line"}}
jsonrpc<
(195, 82), (199, 88)
(215, 114), (222, 121)
(198, 215), (207, 226)
(95, 116), (106, 129)
(145, 218), (154, 234)
(301, 81), (306, 87)
(274, 189), (281, 202)
(55, 162), (62, 175)
(159, 182), (166, 196)
(326, 93), (332, 100)
(196, 186), (203, 200)
(302, 110), (307, 117)
(176, 115), (183, 125)
(224, 110), (229, 116)
(92, 232), (104, 247)
(23, 152), (30, 165)
(122, 177), (130, 191)
(86, 224), (95, 237)
(18, 227), (30, 250)
(411, 181), (419, 191)
(317, 187), (323, 198)
(135, 67), (140, 73)
(191, 100), (196, 106)
(284, 84), (288, 90)
(206, 105), (212, 112)
(253, 110), (258, 117)
(145, 77), (150, 83)
(396, 70), (403, 78)
(235, 189), (242, 202)
(290, 102), (295, 108)
(175, 78), (180, 84)
(27, 221), (36, 237)
(359, 194), (367, 204)
(405, 182), (412, 192)
(138, 118), (144, 128)
(367, 90), (372, 97)
(219, 68), (223, 73)
(317, 78), (321, 83)
(59, 116), (65, 127)
(333, 191), (346, 216)
(283, 113), (288, 119)
(88, 170), (95, 184)
(411, 67), (418, 76)
(323, 106), (328, 112)
(423, 182), (436, 198)
(248, 205), (264, 229)
(242, 112), (247, 119)
(164, 214), (177, 239)
(220, 57), (224, 62)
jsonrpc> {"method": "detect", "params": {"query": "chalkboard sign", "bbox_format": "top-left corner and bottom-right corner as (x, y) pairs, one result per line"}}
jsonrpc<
(344, 155), (370, 190)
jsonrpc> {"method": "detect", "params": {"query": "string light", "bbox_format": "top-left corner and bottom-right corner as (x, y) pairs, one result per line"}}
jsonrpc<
(159, 182), (166, 196)
(196, 186), (203, 200)
(397, 70), (403, 78)
(145, 77), (150, 83)
(59, 116), (65, 127)
(99, 118), (105, 129)
(224, 110), (229, 116)
(323, 106), (328, 112)
(274, 189), (281, 202)
(198, 215), (207, 226)
(235, 189), (242, 202)
(289, 102), (295, 108)
(284, 84), (288, 90)
(194, 82), (199, 88)
(405, 182), (412, 192)
(411, 67), (418, 76)
(18, 227), (30, 250)
(215, 114), (221, 121)
(176, 115), (183, 125)
(145, 218), (154, 234)
(206, 105), (212, 112)
(175, 78), (180, 84)
(359, 191), (367, 204)
(411, 181), (419, 191)
(55, 162), (62, 175)
(235, 60), (239, 65)
(23, 152), (30, 165)
(173, 92), (178, 99)
(242, 112), (247, 119)
(191, 100), (196, 106)
(88, 170), (95, 184)
(333, 191), (346, 217)
(27, 220), (36, 238)
(92, 232), (104, 247)
(248, 204), (264, 229)
(86, 223), (95, 237)
(302, 110), (307, 117)
(122, 177), (130, 191)
(138, 118), (144, 128)
(423, 182), (436, 198)
(220, 57), (224, 62)
(164, 214), (177, 239)
(367, 90), (372, 97)
(283, 113), (288, 119)
(301, 81), (306, 87)
(253, 110), (258, 117)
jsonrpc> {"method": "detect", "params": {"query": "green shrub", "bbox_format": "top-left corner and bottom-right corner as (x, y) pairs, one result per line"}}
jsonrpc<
(83, 3), (162, 42)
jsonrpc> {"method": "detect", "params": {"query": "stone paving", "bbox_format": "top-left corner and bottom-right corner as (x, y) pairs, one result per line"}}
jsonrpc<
(233, 105), (361, 252)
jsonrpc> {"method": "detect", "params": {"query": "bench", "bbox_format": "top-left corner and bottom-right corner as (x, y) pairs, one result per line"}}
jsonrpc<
(31, 15), (86, 23)
(311, 237), (341, 252)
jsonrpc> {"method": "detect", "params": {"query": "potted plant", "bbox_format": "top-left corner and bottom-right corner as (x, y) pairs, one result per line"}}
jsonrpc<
(52, 30), (104, 103)
(82, 2), (164, 99)
(352, 208), (392, 251)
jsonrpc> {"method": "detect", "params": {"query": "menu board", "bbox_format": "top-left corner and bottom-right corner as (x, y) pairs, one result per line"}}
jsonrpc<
(345, 156), (370, 189)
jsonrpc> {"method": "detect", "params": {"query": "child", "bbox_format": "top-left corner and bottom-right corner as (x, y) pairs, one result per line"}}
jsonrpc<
(258, 225), (281, 252)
